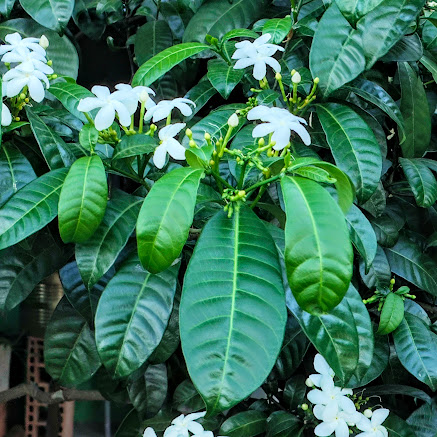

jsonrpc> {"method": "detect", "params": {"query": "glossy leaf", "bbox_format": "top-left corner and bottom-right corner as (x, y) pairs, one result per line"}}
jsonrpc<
(137, 167), (203, 274)
(262, 17), (292, 44)
(385, 235), (437, 296)
(385, 414), (417, 437)
(135, 20), (173, 66)
(0, 0), (16, 17)
(76, 189), (142, 289)
(180, 207), (286, 415)
(79, 124), (99, 151)
(407, 403), (437, 437)
(112, 135), (156, 161)
(360, 245), (392, 289)
(393, 312), (437, 390)
(266, 411), (302, 437)
(0, 168), (68, 250)
(184, 79), (217, 120)
(281, 176), (353, 314)
(45, 297), (101, 386)
(172, 380), (205, 414)
(283, 375), (307, 411)
(18, 0), (73, 32)
(26, 107), (75, 169)
(371, 214), (399, 247)
(58, 155), (108, 244)
(309, 3), (365, 96)
(382, 33), (423, 62)
(378, 293), (405, 335)
(317, 103), (382, 203)
(132, 43), (210, 87)
(207, 59), (244, 99)
(219, 411), (267, 437)
(334, 0), (383, 23)
(0, 143), (36, 208)
(398, 61), (431, 158)
(95, 254), (179, 378)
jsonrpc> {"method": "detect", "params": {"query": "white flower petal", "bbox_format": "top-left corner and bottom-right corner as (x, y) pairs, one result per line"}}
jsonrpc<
(371, 409), (389, 426)
(27, 76), (45, 102)
(271, 126), (290, 150)
(5, 77), (28, 97)
(152, 102), (173, 122)
(307, 389), (330, 405)
(356, 416), (372, 432)
(290, 122), (311, 145)
(159, 123), (186, 140)
(338, 396), (356, 414)
(2, 103), (12, 126)
(153, 143), (168, 169)
(335, 420), (349, 437)
(175, 102), (194, 117)
(252, 122), (275, 138)
(313, 404), (326, 420)
(254, 33), (272, 46)
(314, 354), (335, 377)
(165, 138), (186, 160)
(264, 56), (281, 73)
(309, 374), (323, 387)
(78, 97), (103, 112)
(95, 105), (116, 131)
(252, 60), (267, 80)
(143, 427), (157, 437)
(247, 105), (272, 121)
(112, 100), (132, 126)
(187, 422), (204, 434)
(91, 85), (111, 99)
(315, 422), (337, 437)
(234, 58), (255, 70)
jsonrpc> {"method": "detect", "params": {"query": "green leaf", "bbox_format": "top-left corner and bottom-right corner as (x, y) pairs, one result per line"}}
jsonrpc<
(183, 0), (267, 43)
(112, 135), (157, 161)
(400, 158), (437, 208)
(385, 414), (417, 437)
(309, 3), (365, 96)
(132, 43), (210, 87)
(0, 19), (79, 79)
(137, 167), (203, 274)
(385, 235), (437, 296)
(360, 245), (392, 289)
(115, 410), (142, 437)
(219, 411), (267, 437)
(334, 0), (383, 23)
(207, 58), (244, 99)
(317, 103), (382, 203)
(58, 155), (108, 243)
(281, 176), (353, 314)
(220, 28), (259, 45)
(172, 379), (205, 414)
(45, 297), (101, 386)
(382, 33), (423, 62)
(283, 375), (306, 411)
(393, 312), (437, 390)
(128, 364), (167, 420)
(135, 20), (173, 66)
(79, 123), (99, 151)
(49, 81), (94, 122)
(0, 230), (72, 311)
(18, 0), (73, 32)
(266, 411), (303, 437)
(262, 17), (292, 44)
(420, 52), (437, 83)
(371, 214), (399, 247)
(342, 79), (405, 140)
(287, 284), (373, 385)
(95, 254), (179, 378)
(184, 79), (218, 120)
(0, 0), (16, 17)
(364, 384), (432, 404)
(346, 204), (377, 271)
(180, 207), (286, 415)
(26, 107), (75, 169)
(0, 143), (36, 207)
(377, 293), (405, 335)
(407, 403), (437, 437)
(398, 61), (431, 158)
(0, 168), (68, 250)
(356, 0), (425, 68)
(76, 189), (142, 290)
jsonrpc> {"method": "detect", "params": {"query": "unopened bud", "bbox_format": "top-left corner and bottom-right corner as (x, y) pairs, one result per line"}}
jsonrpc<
(275, 72), (282, 81)
(209, 159), (215, 166)
(150, 124), (157, 132)
(305, 378), (314, 387)
(15, 116), (20, 121)
(47, 60), (53, 66)
(314, 77), (320, 84)
(301, 403), (309, 411)
(19, 93), (26, 100)
(363, 409), (373, 418)
(258, 138), (265, 147)
(238, 190), (246, 198)
(186, 128), (192, 138)
(139, 90), (149, 103)
(189, 140), (196, 148)
(292, 71), (301, 84)
(290, 69), (296, 76)
(228, 113), (239, 128)
(39, 35), (49, 49)
(204, 132), (211, 141)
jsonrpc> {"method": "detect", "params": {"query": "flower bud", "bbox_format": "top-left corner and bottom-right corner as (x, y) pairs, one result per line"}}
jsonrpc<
(228, 113), (239, 128)
(19, 93), (26, 100)
(139, 90), (149, 103)
(258, 138), (265, 147)
(305, 378), (314, 387)
(275, 72), (282, 81)
(189, 140), (196, 148)
(209, 159), (215, 166)
(204, 132), (211, 141)
(301, 404), (309, 411)
(292, 71), (302, 84)
(314, 77), (320, 84)
(364, 409), (373, 418)
(47, 60), (53, 66)
(186, 128), (192, 138)
(39, 35), (49, 49)
(290, 69), (296, 76)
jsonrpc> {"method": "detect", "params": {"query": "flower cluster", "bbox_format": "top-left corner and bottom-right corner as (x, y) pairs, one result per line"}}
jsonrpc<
(143, 412), (227, 437)
(307, 354), (390, 437)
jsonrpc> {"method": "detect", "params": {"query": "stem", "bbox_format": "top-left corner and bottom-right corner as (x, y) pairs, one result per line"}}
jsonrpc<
(246, 173), (283, 194)
(210, 170), (234, 190)
(84, 112), (94, 125)
(238, 160), (249, 189)
(139, 100), (146, 133)
(250, 185), (267, 209)
(166, 113), (172, 126)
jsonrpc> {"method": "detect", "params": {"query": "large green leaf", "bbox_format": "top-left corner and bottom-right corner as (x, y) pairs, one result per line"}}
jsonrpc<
(385, 414), (416, 437)
(45, 297), (101, 386)
(76, 189), (142, 289)
(219, 411), (267, 437)
(393, 312), (437, 390)
(172, 379), (205, 414)
(0, 143), (36, 207)
(95, 254), (179, 378)
(0, 231), (72, 311)
(135, 20), (173, 66)
(19, 0), (73, 31)
(207, 59), (244, 99)
(317, 103), (382, 203)
(112, 135), (156, 161)
(382, 33), (423, 62)
(377, 293), (405, 335)
(407, 403), (437, 437)
(334, 0), (383, 23)
(398, 61), (431, 158)
(183, 0), (267, 43)
(49, 81), (94, 122)
(356, 0), (425, 68)
(137, 167), (203, 274)
(281, 176), (353, 314)
(266, 411), (303, 437)
(283, 375), (306, 411)
(0, 168), (68, 250)
(385, 235), (437, 296)
(0, 0), (16, 17)
(132, 43), (210, 87)
(287, 284), (373, 385)
(346, 204), (377, 271)
(370, 214), (399, 248)
(309, 3), (365, 96)
(262, 17), (292, 44)
(180, 207), (286, 415)
(58, 155), (108, 243)
(0, 19), (79, 79)
(26, 107), (75, 169)
(184, 79), (218, 120)
(400, 158), (437, 208)
(360, 245), (392, 289)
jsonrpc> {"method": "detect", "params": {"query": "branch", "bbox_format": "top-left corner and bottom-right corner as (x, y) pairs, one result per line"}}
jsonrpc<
(0, 383), (105, 405)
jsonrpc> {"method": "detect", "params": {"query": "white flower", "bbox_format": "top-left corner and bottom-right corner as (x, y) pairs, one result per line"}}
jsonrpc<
(163, 411), (206, 437)
(2, 103), (12, 126)
(39, 35), (49, 50)
(3, 63), (49, 102)
(153, 123), (187, 169)
(114, 83), (156, 114)
(310, 354), (336, 387)
(77, 85), (132, 131)
(314, 403), (350, 437)
(2, 46), (53, 74)
(247, 105), (311, 150)
(0, 32), (46, 57)
(292, 71), (302, 84)
(308, 377), (355, 414)
(228, 113), (239, 127)
(232, 33), (284, 80)
(145, 97), (196, 123)
(356, 409), (389, 437)
(143, 428), (157, 437)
